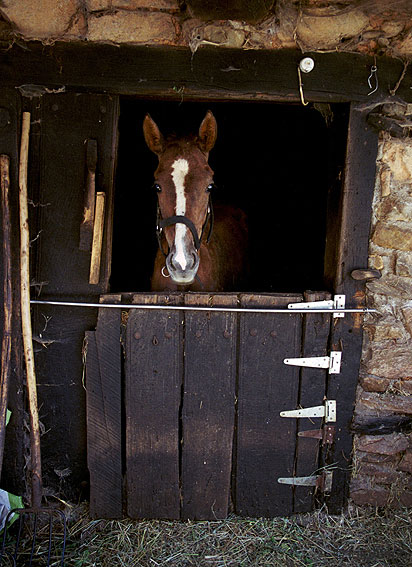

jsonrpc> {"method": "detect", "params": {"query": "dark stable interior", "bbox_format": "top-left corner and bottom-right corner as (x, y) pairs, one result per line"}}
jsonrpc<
(110, 100), (349, 293)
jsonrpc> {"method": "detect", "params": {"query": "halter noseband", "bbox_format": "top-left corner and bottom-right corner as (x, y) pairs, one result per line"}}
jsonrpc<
(156, 196), (214, 258)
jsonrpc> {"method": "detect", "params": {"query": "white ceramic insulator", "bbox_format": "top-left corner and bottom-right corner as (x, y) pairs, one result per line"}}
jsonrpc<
(299, 57), (315, 73)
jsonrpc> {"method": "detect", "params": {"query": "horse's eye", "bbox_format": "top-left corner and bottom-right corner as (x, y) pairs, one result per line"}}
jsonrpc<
(153, 183), (162, 193)
(206, 183), (216, 192)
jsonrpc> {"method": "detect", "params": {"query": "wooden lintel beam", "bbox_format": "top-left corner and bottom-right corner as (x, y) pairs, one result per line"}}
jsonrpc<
(1, 42), (411, 104)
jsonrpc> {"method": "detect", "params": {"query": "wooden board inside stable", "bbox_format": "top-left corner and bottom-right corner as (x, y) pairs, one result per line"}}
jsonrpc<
(90, 291), (332, 520)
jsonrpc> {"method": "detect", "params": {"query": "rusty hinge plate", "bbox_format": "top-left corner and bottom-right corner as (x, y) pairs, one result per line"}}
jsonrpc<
(278, 470), (333, 493)
(298, 425), (336, 445)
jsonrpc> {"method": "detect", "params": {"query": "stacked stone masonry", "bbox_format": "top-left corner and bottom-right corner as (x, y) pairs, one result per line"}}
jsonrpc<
(351, 105), (412, 508)
(0, 0), (412, 57)
(1, 0), (412, 509)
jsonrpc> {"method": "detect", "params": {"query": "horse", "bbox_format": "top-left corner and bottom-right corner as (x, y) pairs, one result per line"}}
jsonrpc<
(143, 111), (248, 292)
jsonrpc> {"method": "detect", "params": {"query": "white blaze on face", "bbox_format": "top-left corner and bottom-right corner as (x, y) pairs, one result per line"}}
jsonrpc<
(171, 158), (190, 270)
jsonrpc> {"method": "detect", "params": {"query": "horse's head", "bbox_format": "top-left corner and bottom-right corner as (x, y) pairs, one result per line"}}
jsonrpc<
(143, 111), (217, 285)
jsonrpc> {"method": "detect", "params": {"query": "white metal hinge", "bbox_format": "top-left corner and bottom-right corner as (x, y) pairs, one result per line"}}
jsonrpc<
(280, 400), (336, 423)
(284, 351), (342, 374)
(278, 471), (333, 493)
(288, 294), (345, 318)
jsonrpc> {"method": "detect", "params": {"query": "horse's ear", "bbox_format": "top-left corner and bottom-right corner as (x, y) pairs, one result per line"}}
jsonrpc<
(198, 111), (217, 154)
(143, 114), (164, 155)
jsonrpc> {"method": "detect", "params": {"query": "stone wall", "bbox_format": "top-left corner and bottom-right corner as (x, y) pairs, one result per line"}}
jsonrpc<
(350, 104), (412, 508)
(0, 1), (412, 58)
(1, 0), (412, 509)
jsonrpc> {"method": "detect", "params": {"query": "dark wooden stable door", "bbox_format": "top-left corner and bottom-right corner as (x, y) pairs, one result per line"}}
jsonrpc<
(87, 291), (332, 520)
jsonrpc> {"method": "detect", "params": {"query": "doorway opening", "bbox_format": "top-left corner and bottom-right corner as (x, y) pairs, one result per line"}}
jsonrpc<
(110, 99), (349, 293)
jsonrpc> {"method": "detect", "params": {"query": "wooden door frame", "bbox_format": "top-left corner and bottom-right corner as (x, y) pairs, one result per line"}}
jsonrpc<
(327, 106), (378, 512)
(1, 42), (385, 510)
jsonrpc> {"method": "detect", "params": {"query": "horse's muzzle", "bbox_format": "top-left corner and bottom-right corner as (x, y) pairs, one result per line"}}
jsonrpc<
(166, 246), (200, 285)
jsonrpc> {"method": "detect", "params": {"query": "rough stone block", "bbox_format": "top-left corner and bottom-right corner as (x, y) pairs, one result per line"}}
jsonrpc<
(356, 451), (400, 465)
(188, 23), (246, 50)
(381, 139), (412, 183)
(367, 275), (412, 301)
(360, 375), (390, 393)
(392, 30), (412, 57)
(376, 196), (412, 224)
(87, 0), (180, 10)
(350, 481), (390, 507)
(379, 166), (392, 197)
(0, 0), (81, 39)
(88, 11), (177, 43)
(401, 306), (412, 338)
(357, 432), (409, 455)
(296, 8), (369, 51)
(363, 342), (412, 379)
(364, 322), (405, 342)
(398, 450), (412, 473)
(367, 251), (394, 278)
(372, 224), (412, 252)
(86, 0), (107, 10)
(358, 461), (399, 484)
(357, 391), (412, 416)
(351, 483), (412, 507)
(395, 252), (412, 278)
(368, 253), (385, 271)
(380, 20), (405, 38)
(273, 2), (298, 48)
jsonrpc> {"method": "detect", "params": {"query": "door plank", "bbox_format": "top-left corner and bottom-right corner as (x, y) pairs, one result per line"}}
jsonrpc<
(181, 293), (237, 520)
(236, 293), (302, 517)
(293, 291), (332, 514)
(86, 294), (122, 518)
(126, 293), (182, 519)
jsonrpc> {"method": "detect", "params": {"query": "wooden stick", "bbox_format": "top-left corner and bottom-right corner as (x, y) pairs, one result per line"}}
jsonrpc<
(0, 155), (12, 477)
(79, 139), (98, 251)
(89, 191), (105, 285)
(19, 111), (42, 507)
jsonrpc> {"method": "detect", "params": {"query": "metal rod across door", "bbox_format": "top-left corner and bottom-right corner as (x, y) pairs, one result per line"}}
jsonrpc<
(30, 299), (376, 315)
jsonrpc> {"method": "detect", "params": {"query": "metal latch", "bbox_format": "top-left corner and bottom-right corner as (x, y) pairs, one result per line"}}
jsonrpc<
(284, 351), (342, 374)
(278, 471), (333, 493)
(288, 294), (345, 318)
(298, 425), (335, 445)
(280, 400), (336, 423)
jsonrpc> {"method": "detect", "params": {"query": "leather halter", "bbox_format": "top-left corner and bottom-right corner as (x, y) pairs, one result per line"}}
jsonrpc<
(156, 195), (214, 258)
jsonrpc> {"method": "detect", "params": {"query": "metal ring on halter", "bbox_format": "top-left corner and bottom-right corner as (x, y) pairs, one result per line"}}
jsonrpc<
(161, 265), (170, 278)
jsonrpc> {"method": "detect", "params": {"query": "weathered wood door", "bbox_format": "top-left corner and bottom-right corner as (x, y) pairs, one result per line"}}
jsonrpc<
(87, 290), (334, 519)
(29, 93), (119, 498)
